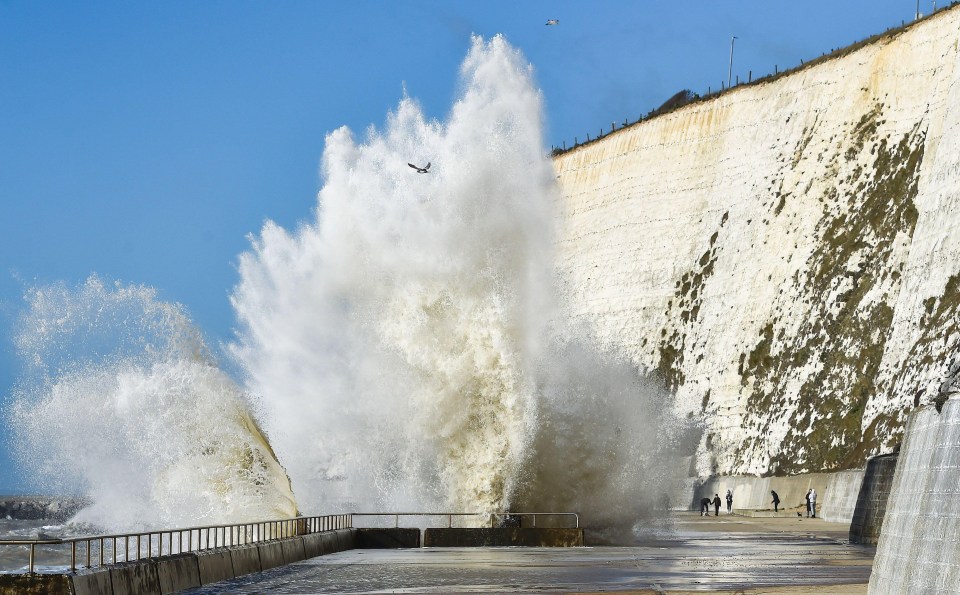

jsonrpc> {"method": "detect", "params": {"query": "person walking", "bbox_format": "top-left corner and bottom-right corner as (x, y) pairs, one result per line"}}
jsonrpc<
(805, 489), (812, 517)
(771, 490), (781, 512)
(810, 488), (817, 518)
(725, 489), (733, 513)
(700, 497), (712, 516)
(712, 494), (722, 516)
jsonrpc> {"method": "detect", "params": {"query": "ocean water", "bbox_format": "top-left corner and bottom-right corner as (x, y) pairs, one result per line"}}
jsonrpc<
(0, 518), (73, 572)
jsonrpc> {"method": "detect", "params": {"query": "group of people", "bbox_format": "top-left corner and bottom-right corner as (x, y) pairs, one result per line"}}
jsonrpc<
(699, 488), (819, 516)
(769, 488), (817, 516)
(700, 488), (817, 518)
(699, 489), (734, 516)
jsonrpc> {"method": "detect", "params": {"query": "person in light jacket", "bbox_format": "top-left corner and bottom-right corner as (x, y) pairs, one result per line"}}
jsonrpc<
(725, 489), (733, 513)
(810, 488), (817, 518)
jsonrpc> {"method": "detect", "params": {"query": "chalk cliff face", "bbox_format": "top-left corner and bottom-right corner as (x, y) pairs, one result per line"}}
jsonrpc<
(553, 8), (960, 477)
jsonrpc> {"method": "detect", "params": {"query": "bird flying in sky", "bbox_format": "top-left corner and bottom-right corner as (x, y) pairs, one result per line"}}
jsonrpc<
(545, 19), (559, 26)
(408, 162), (431, 174)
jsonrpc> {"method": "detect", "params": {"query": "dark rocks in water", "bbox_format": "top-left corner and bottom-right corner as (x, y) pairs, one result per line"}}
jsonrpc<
(0, 496), (88, 521)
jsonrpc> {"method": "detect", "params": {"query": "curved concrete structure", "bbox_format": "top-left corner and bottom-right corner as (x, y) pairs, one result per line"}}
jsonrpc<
(849, 453), (898, 545)
(870, 398), (960, 593)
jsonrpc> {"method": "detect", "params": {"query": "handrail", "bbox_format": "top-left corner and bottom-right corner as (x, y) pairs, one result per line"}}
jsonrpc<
(0, 513), (352, 575)
(351, 512), (488, 528)
(489, 512), (580, 528)
(351, 511), (580, 529)
(0, 509), (579, 575)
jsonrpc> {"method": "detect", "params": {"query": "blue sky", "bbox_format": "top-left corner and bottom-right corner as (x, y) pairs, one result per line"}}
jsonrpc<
(0, 0), (938, 493)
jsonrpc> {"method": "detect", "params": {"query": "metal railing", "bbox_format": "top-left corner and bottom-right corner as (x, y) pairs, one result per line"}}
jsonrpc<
(0, 513), (352, 575)
(351, 511), (579, 529)
(1, 510), (579, 575)
(352, 512), (487, 528)
(489, 512), (579, 528)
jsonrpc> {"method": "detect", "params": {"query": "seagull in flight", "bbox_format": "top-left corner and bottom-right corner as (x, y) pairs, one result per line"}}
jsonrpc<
(408, 162), (431, 174)
(545, 19), (559, 26)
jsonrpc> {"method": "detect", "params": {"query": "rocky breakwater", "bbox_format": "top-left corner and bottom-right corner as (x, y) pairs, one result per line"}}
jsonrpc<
(0, 496), (87, 522)
(553, 6), (960, 477)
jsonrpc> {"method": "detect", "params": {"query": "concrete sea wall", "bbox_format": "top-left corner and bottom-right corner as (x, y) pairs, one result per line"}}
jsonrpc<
(820, 469), (866, 523)
(65, 529), (359, 595)
(693, 469), (862, 520)
(869, 397), (960, 593)
(849, 453), (898, 544)
(553, 5), (960, 477)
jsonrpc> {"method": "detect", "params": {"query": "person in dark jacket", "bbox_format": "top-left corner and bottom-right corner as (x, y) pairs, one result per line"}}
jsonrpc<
(771, 490), (781, 512)
(712, 494), (722, 516)
(805, 489), (812, 517)
(700, 497), (712, 516)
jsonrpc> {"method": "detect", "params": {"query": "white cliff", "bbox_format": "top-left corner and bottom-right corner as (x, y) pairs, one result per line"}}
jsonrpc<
(553, 7), (960, 477)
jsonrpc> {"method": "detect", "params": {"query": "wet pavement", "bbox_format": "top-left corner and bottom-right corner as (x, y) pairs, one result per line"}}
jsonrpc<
(184, 513), (874, 594)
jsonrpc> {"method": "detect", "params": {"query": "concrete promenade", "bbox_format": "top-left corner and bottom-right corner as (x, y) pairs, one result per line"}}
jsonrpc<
(183, 512), (874, 594)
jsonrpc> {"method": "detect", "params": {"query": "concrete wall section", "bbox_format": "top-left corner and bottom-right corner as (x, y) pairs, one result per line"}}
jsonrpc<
(301, 533), (324, 558)
(109, 560), (161, 595)
(280, 537), (306, 564)
(71, 569), (113, 595)
(821, 469), (866, 524)
(424, 528), (583, 547)
(333, 528), (357, 551)
(155, 553), (201, 594)
(694, 472), (847, 515)
(870, 397), (960, 593)
(357, 528), (421, 549)
(320, 531), (338, 555)
(229, 545), (262, 577)
(257, 541), (286, 571)
(196, 548), (235, 585)
(61, 528), (366, 595)
(849, 453), (898, 544)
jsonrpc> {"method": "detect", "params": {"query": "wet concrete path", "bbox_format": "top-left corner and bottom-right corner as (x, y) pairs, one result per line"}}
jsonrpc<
(184, 513), (874, 594)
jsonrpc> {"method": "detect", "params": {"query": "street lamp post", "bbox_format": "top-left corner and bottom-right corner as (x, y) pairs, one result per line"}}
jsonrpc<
(728, 36), (738, 89)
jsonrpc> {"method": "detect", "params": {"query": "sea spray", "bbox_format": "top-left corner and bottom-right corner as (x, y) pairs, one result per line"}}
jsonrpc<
(232, 35), (695, 531)
(9, 277), (297, 531)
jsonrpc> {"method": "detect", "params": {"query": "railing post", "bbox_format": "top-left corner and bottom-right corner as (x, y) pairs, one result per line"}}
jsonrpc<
(71, 541), (77, 572)
(29, 543), (35, 575)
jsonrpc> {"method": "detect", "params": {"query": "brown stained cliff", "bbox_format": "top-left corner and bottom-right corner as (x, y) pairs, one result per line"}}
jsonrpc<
(735, 105), (926, 474)
(657, 215), (728, 392)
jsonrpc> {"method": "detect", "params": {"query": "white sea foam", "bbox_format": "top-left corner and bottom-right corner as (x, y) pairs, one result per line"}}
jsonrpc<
(231, 36), (693, 531)
(8, 36), (692, 537)
(9, 277), (297, 532)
